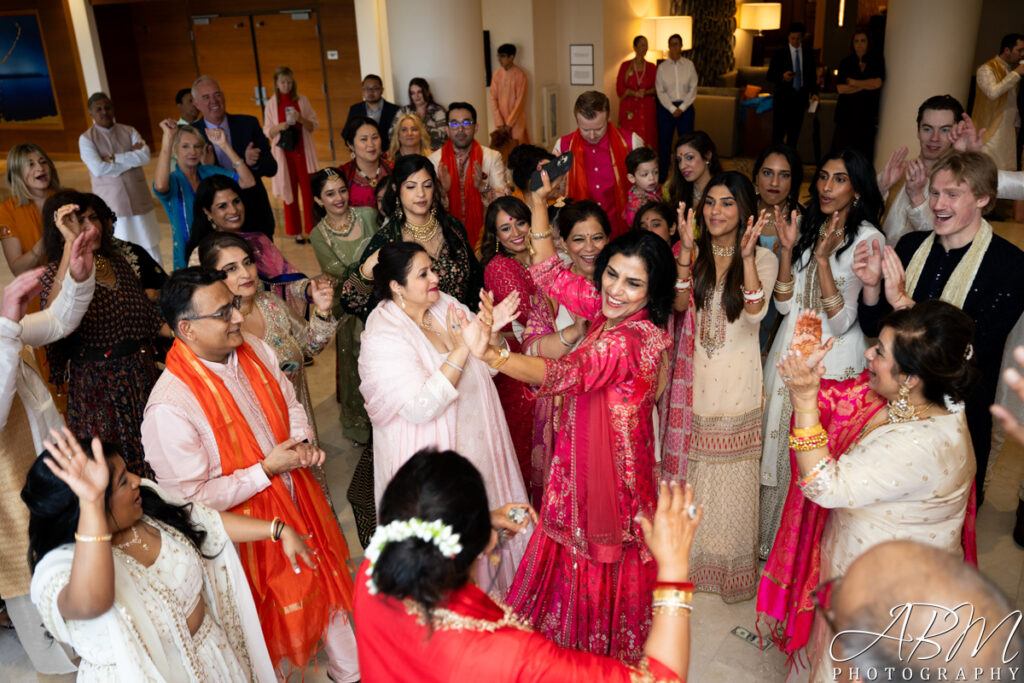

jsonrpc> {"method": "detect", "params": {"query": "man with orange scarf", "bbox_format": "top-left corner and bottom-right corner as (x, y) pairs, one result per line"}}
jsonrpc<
(140, 268), (359, 682)
(552, 90), (644, 238)
(429, 101), (509, 250)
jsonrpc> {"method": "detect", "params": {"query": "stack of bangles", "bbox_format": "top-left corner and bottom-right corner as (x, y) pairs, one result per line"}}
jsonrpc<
(652, 581), (694, 616)
(741, 286), (764, 305)
(789, 424), (834, 489)
(821, 292), (844, 315)
(269, 516), (285, 542)
(773, 278), (795, 296)
(675, 276), (692, 292)
(530, 228), (552, 240)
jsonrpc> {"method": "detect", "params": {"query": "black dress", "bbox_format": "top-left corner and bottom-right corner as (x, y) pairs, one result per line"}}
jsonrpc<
(831, 53), (886, 159)
(857, 229), (1024, 495)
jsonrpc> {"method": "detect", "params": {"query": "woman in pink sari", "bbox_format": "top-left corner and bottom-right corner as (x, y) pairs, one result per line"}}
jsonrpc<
(457, 173), (675, 664)
(759, 305), (978, 680)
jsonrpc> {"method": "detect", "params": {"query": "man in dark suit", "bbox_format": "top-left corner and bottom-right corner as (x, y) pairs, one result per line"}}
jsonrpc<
(345, 74), (399, 151)
(767, 22), (819, 148)
(191, 76), (277, 237)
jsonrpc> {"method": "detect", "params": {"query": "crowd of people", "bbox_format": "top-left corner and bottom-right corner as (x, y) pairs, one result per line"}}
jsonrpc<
(1, 25), (1024, 683)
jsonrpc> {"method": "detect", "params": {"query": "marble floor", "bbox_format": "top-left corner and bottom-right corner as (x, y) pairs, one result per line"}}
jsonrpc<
(1, 161), (1023, 681)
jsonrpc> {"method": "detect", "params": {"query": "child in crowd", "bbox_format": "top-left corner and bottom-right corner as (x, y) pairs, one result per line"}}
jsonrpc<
(623, 146), (661, 226)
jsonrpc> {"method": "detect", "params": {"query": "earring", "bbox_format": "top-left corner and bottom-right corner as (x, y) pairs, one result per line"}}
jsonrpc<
(887, 379), (915, 423)
(495, 234), (501, 252)
(852, 195), (861, 208)
(398, 291), (406, 309)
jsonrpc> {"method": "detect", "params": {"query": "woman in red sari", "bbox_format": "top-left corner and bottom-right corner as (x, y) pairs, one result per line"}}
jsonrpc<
(460, 172), (676, 663)
(758, 305), (978, 680)
(617, 36), (657, 150)
(353, 447), (700, 681)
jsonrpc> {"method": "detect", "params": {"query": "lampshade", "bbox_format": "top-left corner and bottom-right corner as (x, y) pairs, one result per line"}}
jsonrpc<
(647, 16), (693, 52)
(738, 3), (781, 32)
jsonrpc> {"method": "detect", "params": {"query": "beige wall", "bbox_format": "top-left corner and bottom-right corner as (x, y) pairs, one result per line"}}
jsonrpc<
(973, 0), (1024, 69)
(481, 0), (536, 137)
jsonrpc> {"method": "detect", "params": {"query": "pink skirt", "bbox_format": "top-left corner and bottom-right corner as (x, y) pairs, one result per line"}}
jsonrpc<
(505, 526), (657, 664)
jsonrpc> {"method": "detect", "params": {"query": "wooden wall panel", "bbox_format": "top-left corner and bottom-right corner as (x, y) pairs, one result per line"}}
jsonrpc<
(0, 1), (94, 160)
(94, 3), (154, 144)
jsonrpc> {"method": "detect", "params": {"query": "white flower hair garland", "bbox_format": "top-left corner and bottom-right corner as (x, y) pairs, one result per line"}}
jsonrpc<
(365, 518), (463, 594)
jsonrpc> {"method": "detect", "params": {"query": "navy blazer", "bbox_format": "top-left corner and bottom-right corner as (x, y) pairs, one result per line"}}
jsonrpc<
(193, 113), (277, 237)
(767, 44), (818, 100)
(345, 100), (400, 150)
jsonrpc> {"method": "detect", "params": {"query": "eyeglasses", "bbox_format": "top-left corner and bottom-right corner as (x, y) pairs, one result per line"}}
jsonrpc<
(363, 86), (383, 93)
(184, 295), (242, 323)
(812, 575), (843, 633)
(447, 119), (475, 129)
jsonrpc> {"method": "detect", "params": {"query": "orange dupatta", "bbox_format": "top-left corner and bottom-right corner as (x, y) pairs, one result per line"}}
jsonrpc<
(164, 339), (354, 669)
(440, 140), (485, 249)
(565, 123), (631, 237)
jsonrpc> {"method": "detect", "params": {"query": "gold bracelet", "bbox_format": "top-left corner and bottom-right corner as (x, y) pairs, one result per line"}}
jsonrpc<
(792, 424), (825, 438)
(488, 344), (511, 369)
(789, 432), (829, 451)
(652, 588), (694, 603)
(530, 228), (552, 240)
(773, 279), (795, 294)
(75, 532), (112, 543)
(793, 406), (820, 414)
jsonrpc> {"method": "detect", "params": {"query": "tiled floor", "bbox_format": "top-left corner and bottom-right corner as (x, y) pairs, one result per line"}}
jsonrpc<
(1, 161), (1023, 681)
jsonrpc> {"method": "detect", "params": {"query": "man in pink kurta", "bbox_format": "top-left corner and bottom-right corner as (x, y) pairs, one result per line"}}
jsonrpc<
(552, 91), (643, 237)
(490, 43), (530, 144)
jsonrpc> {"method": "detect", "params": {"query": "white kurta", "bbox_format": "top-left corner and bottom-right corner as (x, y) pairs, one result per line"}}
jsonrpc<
(976, 60), (1022, 171)
(759, 221), (882, 557)
(803, 412), (974, 683)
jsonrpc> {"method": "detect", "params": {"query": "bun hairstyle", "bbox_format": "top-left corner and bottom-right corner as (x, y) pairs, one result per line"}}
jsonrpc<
(373, 448), (492, 618)
(372, 241), (428, 302)
(881, 300), (979, 405)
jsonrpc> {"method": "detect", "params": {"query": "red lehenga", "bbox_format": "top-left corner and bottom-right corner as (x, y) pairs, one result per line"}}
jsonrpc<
(756, 370), (978, 666)
(353, 563), (681, 681)
(505, 255), (671, 664)
(484, 254), (537, 495)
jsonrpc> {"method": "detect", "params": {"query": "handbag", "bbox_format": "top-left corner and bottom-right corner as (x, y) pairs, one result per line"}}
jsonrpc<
(277, 126), (299, 152)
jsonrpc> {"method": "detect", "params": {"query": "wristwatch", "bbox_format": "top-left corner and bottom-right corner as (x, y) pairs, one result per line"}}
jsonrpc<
(488, 344), (510, 369)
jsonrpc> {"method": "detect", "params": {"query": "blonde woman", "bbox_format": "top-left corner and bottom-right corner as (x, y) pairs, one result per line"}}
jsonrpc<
(0, 143), (61, 276)
(388, 112), (432, 161)
(263, 66), (320, 243)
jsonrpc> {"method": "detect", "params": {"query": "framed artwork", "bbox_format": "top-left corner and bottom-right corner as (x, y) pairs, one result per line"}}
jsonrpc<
(569, 44), (593, 66)
(570, 66), (593, 86)
(0, 11), (61, 128)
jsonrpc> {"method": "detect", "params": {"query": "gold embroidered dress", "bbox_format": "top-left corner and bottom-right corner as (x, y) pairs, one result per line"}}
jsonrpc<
(687, 246), (777, 602)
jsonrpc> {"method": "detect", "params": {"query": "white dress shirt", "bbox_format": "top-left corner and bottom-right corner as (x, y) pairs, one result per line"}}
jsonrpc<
(655, 57), (698, 112)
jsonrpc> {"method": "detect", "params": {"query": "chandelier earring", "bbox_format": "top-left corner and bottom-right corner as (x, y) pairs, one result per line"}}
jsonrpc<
(852, 195), (861, 209)
(887, 378), (916, 423)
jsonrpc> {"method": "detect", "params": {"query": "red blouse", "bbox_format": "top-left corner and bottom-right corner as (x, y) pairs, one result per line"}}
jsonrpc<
(352, 562), (681, 682)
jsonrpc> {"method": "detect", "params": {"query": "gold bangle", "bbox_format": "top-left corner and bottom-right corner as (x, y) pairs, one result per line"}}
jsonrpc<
(530, 228), (552, 240)
(789, 433), (829, 451)
(793, 406), (820, 414)
(75, 532), (112, 543)
(792, 424), (825, 437)
(652, 602), (693, 615)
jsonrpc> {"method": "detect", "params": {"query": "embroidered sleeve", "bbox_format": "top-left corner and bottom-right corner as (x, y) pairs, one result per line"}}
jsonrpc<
(530, 254), (602, 321)
(484, 257), (534, 325)
(536, 329), (632, 398)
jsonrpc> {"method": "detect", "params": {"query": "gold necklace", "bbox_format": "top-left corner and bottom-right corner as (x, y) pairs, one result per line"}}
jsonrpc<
(711, 243), (735, 257)
(356, 163), (383, 187)
(95, 254), (113, 277)
(116, 523), (151, 551)
(403, 211), (440, 242)
(420, 312), (441, 337)
(325, 211), (356, 237)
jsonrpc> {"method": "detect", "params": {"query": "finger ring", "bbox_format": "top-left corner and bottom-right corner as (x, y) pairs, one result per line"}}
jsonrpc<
(782, 375), (793, 382)
(508, 507), (527, 524)
(687, 504), (698, 519)
(450, 322), (458, 330)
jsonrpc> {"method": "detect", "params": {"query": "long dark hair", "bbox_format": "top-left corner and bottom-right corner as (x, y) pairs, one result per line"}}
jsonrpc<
(310, 168), (348, 223)
(793, 148), (882, 270)
(373, 448), (492, 621)
(693, 171), (758, 322)
(41, 190), (117, 264)
(480, 196), (531, 268)
(752, 143), (803, 212)
(881, 301), (979, 406)
(630, 200), (679, 245)
(22, 439), (212, 571)
(667, 131), (723, 211)
(593, 230), (676, 326)
(186, 175), (248, 260)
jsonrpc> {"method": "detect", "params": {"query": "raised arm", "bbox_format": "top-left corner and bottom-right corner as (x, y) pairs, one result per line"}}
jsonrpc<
(153, 119), (178, 195)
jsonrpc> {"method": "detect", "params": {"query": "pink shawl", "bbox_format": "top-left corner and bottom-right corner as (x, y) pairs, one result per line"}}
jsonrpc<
(358, 292), (495, 504)
(756, 370), (978, 664)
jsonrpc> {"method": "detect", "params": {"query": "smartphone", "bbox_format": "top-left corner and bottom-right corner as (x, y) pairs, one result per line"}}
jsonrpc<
(529, 151), (574, 191)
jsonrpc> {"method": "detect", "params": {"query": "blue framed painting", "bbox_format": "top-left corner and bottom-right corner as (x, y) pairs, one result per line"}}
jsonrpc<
(0, 12), (62, 127)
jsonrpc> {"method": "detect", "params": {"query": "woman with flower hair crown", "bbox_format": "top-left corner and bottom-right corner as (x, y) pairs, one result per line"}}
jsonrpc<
(353, 447), (702, 681)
